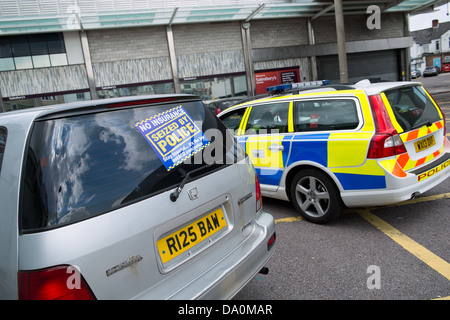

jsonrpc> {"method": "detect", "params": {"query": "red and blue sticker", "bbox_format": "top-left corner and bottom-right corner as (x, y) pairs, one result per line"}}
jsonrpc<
(135, 105), (210, 171)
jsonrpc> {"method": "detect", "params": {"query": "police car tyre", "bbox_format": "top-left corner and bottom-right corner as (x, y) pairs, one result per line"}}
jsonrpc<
(290, 169), (343, 224)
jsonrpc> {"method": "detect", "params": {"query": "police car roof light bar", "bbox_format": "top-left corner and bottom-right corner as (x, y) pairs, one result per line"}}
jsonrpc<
(266, 80), (330, 94)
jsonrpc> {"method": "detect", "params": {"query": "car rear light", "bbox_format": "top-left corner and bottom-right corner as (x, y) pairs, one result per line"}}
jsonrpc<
(18, 265), (96, 300)
(367, 130), (407, 158)
(367, 95), (407, 158)
(267, 233), (276, 250)
(255, 173), (263, 212)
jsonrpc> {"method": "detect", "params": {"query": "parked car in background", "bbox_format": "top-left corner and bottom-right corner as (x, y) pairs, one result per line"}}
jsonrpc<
(423, 66), (438, 77)
(218, 80), (450, 224)
(204, 97), (246, 114)
(442, 64), (450, 72)
(0, 94), (275, 299)
(411, 69), (421, 79)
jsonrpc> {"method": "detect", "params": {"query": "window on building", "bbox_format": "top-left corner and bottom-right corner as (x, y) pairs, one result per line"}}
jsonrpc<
(0, 33), (68, 71)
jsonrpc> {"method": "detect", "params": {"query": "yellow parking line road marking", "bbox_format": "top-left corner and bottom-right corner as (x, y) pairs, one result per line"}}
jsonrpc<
(433, 296), (450, 300)
(274, 193), (450, 224)
(275, 216), (303, 224)
(357, 209), (450, 282)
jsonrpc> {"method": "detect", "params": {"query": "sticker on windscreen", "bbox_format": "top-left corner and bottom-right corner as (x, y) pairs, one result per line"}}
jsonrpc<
(135, 105), (210, 171)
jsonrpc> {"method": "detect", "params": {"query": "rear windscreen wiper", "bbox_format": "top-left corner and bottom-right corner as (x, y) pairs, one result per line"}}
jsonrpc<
(412, 121), (432, 130)
(170, 164), (212, 202)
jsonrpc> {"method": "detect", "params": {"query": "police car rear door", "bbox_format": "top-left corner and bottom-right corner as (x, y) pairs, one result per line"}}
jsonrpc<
(383, 85), (447, 173)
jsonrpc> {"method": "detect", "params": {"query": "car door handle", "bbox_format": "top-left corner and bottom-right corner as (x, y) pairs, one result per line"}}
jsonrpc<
(268, 144), (284, 152)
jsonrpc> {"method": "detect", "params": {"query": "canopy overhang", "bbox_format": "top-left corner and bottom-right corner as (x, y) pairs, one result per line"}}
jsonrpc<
(0, 0), (447, 35)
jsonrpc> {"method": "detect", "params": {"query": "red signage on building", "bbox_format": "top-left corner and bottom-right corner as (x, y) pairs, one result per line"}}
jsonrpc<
(255, 68), (299, 95)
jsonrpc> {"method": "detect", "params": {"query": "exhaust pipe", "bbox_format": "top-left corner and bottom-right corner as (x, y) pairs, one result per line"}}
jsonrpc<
(411, 192), (420, 199)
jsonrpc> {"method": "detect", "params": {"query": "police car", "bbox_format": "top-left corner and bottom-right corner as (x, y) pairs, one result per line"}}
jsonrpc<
(218, 80), (450, 224)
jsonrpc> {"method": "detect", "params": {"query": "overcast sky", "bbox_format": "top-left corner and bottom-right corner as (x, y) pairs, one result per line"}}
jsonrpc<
(409, 3), (450, 31)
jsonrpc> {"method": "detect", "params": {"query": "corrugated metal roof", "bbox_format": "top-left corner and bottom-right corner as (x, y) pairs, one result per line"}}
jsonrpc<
(0, 0), (447, 35)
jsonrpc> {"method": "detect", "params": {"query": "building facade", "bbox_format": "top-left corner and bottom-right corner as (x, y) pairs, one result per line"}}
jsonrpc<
(411, 21), (450, 72)
(0, 0), (424, 112)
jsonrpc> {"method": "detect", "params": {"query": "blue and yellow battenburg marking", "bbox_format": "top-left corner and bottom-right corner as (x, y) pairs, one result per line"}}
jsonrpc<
(238, 132), (387, 190)
(327, 131), (387, 190)
(135, 105), (210, 171)
(245, 135), (289, 186)
(233, 91), (388, 191)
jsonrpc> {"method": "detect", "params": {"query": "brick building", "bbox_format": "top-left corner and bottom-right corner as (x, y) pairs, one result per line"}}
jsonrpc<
(0, 0), (444, 112)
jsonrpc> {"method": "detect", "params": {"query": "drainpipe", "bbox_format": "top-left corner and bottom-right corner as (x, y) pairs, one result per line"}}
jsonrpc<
(167, 8), (181, 93)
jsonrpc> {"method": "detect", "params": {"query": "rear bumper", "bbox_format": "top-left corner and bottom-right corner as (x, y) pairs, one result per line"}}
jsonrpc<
(342, 152), (450, 208)
(167, 211), (275, 300)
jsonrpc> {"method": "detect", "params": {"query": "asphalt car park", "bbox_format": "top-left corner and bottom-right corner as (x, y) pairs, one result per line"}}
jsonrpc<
(234, 75), (450, 300)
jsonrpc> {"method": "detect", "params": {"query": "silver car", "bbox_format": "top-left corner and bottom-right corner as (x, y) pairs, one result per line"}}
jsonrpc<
(423, 66), (438, 77)
(0, 94), (275, 300)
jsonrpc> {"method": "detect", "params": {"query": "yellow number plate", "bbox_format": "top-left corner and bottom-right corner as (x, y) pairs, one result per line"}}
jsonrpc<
(414, 135), (436, 153)
(157, 208), (227, 264)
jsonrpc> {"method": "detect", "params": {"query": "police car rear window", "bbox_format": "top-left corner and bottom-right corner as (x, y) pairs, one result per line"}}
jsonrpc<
(294, 99), (359, 132)
(384, 86), (442, 132)
(20, 101), (243, 232)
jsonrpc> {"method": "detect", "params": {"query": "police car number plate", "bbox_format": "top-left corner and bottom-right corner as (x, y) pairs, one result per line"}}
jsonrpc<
(414, 135), (436, 153)
(157, 208), (227, 264)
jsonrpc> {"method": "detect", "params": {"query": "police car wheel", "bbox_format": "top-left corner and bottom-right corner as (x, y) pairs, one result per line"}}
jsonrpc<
(290, 169), (343, 224)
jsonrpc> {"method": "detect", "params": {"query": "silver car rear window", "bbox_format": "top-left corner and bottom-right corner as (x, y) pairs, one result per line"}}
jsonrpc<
(384, 85), (442, 132)
(20, 100), (243, 232)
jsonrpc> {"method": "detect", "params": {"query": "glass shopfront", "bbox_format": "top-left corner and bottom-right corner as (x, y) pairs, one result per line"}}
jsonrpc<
(1, 70), (298, 112)
(2, 91), (91, 112)
(180, 73), (247, 101)
(96, 81), (175, 99)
